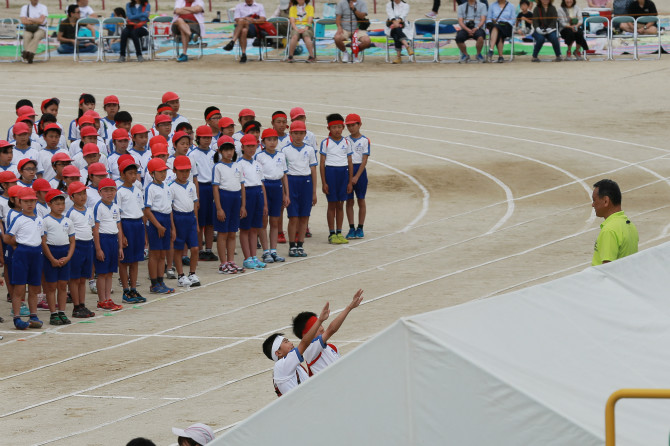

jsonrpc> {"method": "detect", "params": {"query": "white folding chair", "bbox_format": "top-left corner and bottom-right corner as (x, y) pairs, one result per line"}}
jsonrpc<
(150, 16), (174, 61)
(174, 24), (204, 60)
(314, 17), (338, 62)
(0, 18), (21, 62)
(485, 23), (515, 61)
(634, 16), (661, 60)
(263, 17), (290, 61)
(100, 17), (126, 62)
(609, 15), (635, 60)
(18, 22), (50, 62)
(583, 16), (609, 60)
(74, 17), (101, 62)
(408, 18), (438, 62)
(437, 18), (460, 63)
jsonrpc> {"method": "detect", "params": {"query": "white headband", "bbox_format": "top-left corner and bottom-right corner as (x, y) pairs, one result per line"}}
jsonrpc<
(271, 336), (286, 361)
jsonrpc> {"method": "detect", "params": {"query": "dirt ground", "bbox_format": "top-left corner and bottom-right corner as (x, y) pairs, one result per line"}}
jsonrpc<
(0, 58), (669, 445)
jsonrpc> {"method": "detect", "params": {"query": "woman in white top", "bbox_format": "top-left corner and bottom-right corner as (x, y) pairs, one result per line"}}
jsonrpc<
(19, 0), (48, 64)
(558, 0), (587, 59)
(385, 0), (413, 64)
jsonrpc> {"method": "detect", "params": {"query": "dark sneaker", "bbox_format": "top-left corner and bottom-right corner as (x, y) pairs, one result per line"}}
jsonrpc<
(206, 251), (219, 261)
(72, 306), (88, 318)
(50, 313), (64, 326)
(289, 247), (299, 257)
(14, 317), (29, 330)
(130, 289), (147, 303)
(59, 313), (72, 325)
(82, 306), (95, 318)
(240, 53), (247, 63)
(122, 290), (140, 304)
(198, 250), (207, 260)
(182, 255), (191, 266)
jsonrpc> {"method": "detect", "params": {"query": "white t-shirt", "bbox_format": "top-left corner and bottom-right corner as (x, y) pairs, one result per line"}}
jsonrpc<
(0, 163), (20, 179)
(277, 134), (291, 152)
(171, 114), (189, 133)
(20, 2), (48, 30)
(129, 147), (152, 179)
(66, 206), (95, 241)
(347, 135), (371, 165)
(320, 136), (353, 167)
(115, 185), (144, 219)
(303, 335), (341, 375)
(255, 150), (287, 181)
(273, 348), (309, 396)
(13, 146), (44, 174)
(37, 147), (68, 182)
(0, 196), (10, 228)
(237, 158), (263, 187)
(8, 214), (44, 247)
(170, 180), (198, 213)
(43, 214), (75, 246)
(167, 155), (198, 183)
(212, 162), (243, 192)
(36, 201), (49, 219)
(144, 182), (173, 214)
(283, 143), (317, 176)
(188, 147), (215, 183)
(93, 200), (120, 234)
(86, 187), (101, 210)
(78, 4), (95, 18)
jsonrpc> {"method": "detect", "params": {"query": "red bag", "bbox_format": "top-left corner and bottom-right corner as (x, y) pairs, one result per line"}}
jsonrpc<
(251, 14), (278, 36)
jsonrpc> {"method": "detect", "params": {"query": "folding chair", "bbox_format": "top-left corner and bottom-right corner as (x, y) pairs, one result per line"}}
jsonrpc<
(436, 18), (460, 63)
(409, 18), (438, 62)
(174, 24), (204, 60)
(609, 15), (635, 60)
(314, 17), (338, 62)
(18, 24), (51, 63)
(582, 16), (609, 60)
(531, 21), (562, 61)
(150, 16), (174, 60)
(74, 17), (101, 62)
(0, 18), (21, 62)
(227, 8), (235, 22)
(263, 17), (290, 61)
(634, 16), (661, 60)
(485, 24), (515, 62)
(100, 17), (125, 61)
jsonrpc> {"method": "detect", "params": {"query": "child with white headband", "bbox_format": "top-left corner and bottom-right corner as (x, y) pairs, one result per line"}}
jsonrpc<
(262, 302), (330, 397)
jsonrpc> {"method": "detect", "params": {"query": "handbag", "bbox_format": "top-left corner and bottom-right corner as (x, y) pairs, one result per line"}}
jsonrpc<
(23, 5), (41, 32)
(358, 17), (370, 30)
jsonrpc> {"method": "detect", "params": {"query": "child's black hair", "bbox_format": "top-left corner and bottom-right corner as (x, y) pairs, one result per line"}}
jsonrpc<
(176, 438), (197, 446)
(242, 120), (261, 134)
(175, 122), (192, 132)
(292, 311), (317, 339)
(15, 99), (33, 110)
(122, 164), (138, 175)
(113, 6), (126, 17)
(18, 160), (37, 182)
(204, 106), (220, 120)
(49, 195), (66, 204)
(519, 0), (530, 5)
(56, 179), (67, 192)
(39, 114), (59, 136)
(213, 144), (236, 163)
(42, 97), (60, 111)
(326, 113), (345, 124)
(271, 110), (287, 121)
(126, 438), (156, 446)
(114, 110), (132, 123)
(8, 197), (15, 209)
(262, 333), (284, 360)
(77, 93), (96, 118)
(0, 144), (12, 155)
(156, 102), (169, 112)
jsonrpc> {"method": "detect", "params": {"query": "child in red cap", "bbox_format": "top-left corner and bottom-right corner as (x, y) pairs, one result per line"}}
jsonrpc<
(161, 92), (189, 132)
(344, 113), (369, 239)
(102, 95), (120, 133)
(0, 140), (18, 178)
(238, 134), (268, 270)
(107, 128), (132, 181)
(68, 93), (96, 143)
(170, 155), (201, 286)
(66, 181), (96, 318)
(17, 158), (38, 187)
(189, 125), (218, 262)
(38, 123), (68, 182)
(32, 178), (51, 218)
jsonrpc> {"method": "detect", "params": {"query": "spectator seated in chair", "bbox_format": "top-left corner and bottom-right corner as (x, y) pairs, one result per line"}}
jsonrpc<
(335, 0), (371, 62)
(172, 0), (206, 62)
(57, 4), (98, 54)
(223, 0), (268, 63)
(619, 0), (657, 35)
(117, 0), (150, 62)
(19, 0), (48, 64)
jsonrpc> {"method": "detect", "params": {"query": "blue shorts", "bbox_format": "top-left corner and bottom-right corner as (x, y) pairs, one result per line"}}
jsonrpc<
(173, 211), (199, 249)
(240, 186), (264, 230)
(121, 218), (145, 264)
(147, 211), (172, 251)
(4, 243), (13, 271)
(213, 189), (241, 233)
(287, 175), (313, 218)
(94, 233), (119, 274)
(43, 244), (71, 283)
(347, 164), (368, 200)
(325, 165), (349, 202)
(198, 182), (214, 227)
(11, 244), (43, 286)
(70, 240), (94, 280)
(263, 179), (284, 218)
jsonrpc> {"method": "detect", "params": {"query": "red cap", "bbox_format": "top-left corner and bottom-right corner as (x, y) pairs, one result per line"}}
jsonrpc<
(103, 95), (119, 105)
(51, 152), (72, 163)
(0, 171), (18, 183)
(82, 143), (100, 156)
(16, 105), (36, 117)
(32, 178), (51, 192)
(151, 143), (169, 156)
(17, 158), (37, 171)
(290, 107), (306, 120)
(62, 165), (81, 178)
(173, 155), (191, 170)
(172, 131), (190, 145)
(147, 158), (168, 173)
(118, 158), (137, 173)
(0, 140), (14, 150)
(345, 113), (362, 125)
(238, 108), (255, 118)
(217, 135), (235, 147)
(87, 162), (108, 176)
(261, 129), (278, 139)
(162, 91), (179, 103)
(19, 187), (37, 200)
(16, 115), (35, 124)
(77, 115), (96, 127)
(80, 126), (99, 138)
(83, 110), (101, 120)
(112, 128), (130, 141)
(98, 178), (117, 191)
(218, 117), (235, 128)
(12, 122), (30, 135)
(150, 135), (168, 148)
(117, 154), (135, 167)
(130, 124), (149, 136)
(196, 125), (213, 137)
(289, 121), (306, 132)
(43, 123), (62, 134)
(154, 114), (172, 126)
(67, 181), (86, 195)
(240, 134), (257, 146)
(46, 189), (65, 203)
(40, 98), (59, 112)
(8, 185), (23, 198)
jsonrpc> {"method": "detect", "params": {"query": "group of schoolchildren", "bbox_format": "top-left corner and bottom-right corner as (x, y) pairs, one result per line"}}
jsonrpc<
(1, 92), (371, 331)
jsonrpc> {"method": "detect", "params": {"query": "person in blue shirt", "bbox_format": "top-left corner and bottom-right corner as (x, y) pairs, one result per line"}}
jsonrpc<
(118, 0), (150, 62)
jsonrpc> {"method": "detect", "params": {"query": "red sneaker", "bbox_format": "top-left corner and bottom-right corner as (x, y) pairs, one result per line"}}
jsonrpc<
(277, 231), (287, 244)
(97, 299), (123, 311)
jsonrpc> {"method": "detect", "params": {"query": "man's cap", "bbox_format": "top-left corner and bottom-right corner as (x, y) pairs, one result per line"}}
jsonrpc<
(32, 178), (51, 192)
(83, 110), (101, 120)
(87, 162), (108, 176)
(0, 171), (18, 183)
(0, 140), (14, 150)
(172, 131), (190, 145)
(240, 134), (257, 146)
(118, 158), (137, 173)
(151, 143), (169, 157)
(217, 135), (235, 148)
(62, 165), (82, 177)
(155, 114), (172, 126)
(173, 155), (191, 170)
(77, 115), (96, 127)
(43, 123), (62, 134)
(98, 178), (117, 191)
(103, 95), (120, 106)
(130, 124), (149, 136)
(17, 158), (37, 171)
(345, 113), (362, 125)
(290, 107), (306, 120)
(12, 122), (30, 135)
(51, 152), (72, 163)
(261, 129), (278, 140)
(150, 135), (169, 147)
(289, 121), (306, 132)
(80, 126), (99, 138)
(238, 108), (255, 118)
(46, 189), (65, 203)
(8, 185), (23, 198)
(218, 117), (235, 128)
(18, 187), (37, 200)
(16, 105), (37, 117)
(147, 158), (168, 173)
(171, 424), (215, 445)
(67, 181), (86, 195)
(162, 91), (179, 103)
(196, 125), (213, 138)
(82, 143), (101, 156)
(112, 128), (130, 141)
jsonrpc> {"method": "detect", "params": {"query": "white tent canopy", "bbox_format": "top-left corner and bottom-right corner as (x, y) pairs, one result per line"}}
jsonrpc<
(215, 242), (670, 445)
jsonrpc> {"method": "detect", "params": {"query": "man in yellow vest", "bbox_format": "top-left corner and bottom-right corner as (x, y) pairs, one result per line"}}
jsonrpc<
(591, 179), (639, 266)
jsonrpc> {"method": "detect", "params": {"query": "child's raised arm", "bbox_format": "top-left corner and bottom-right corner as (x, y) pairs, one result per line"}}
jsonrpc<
(298, 301), (329, 355)
(323, 289), (363, 343)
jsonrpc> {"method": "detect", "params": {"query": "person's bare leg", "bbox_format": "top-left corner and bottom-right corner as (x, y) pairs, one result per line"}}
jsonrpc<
(240, 229), (251, 259)
(335, 201), (345, 230)
(226, 233), (236, 262)
(358, 198), (366, 225)
(489, 28), (498, 51)
(239, 23), (249, 53)
(476, 37), (483, 55)
(304, 34), (315, 58)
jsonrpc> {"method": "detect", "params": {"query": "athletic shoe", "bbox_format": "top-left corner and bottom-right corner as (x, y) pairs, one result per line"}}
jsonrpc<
(14, 317), (29, 330)
(574, 49), (582, 59)
(289, 247), (299, 257)
(425, 11), (437, 18)
(253, 256), (266, 268)
(28, 315), (43, 328)
(72, 306), (88, 318)
(531, 57), (540, 62)
(459, 54), (470, 63)
(355, 228), (365, 239)
(297, 247), (307, 257)
(554, 56), (562, 62)
(305, 227), (312, 237)
(82, 306), (96, 317)
(177, 53), (188, 62)
(271, 252), (285, 262)
(182, 255), (191, 266)
(487, 49), (493, 62)
(476, 54), (485, 63)
(223, 40), (235, 51)
(262, 251), (274, 264)
(117, 55), (126, 62)
(50, 313), (64, 326)
(497, 56), (504, 63)
(150, 284), (164, 294)
(230, 261), (245, 273)
(243, 258), (256, 269)
(337, 233), (349, 244)
(166, 267), (177, 279)
(37, 297), (50, 310)
(341, 51), (350, 63)
(11, 303), (30, 317)
(160, 283), (175, 293)
(187, 273), (201, 286)
(97, 299), (123, 311)
(89, 279), (97, 294)
(178, 275), (192, 287)
(59, 313), (72, 324)
(122, 290), (140, 303)
(328, 234), (337, 244)
(277, 232), (287, 244)
(129, 289), (146, 303)
(346, 228), (357, 239)
(240, 53), (247, 63)
(137, 55), (144, 62)
(218, 263), (229, 274)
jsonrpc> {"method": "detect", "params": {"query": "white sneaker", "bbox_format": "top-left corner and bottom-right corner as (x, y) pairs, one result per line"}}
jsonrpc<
(89, 279), (97, 294)
(166, 267), (177, 279)
(354, 55), (363, 63)
(341, 51), (350, 63)
(187, 273), (201, 286)
(425, 11), (437, 18)
(178, 275), (192, 287)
